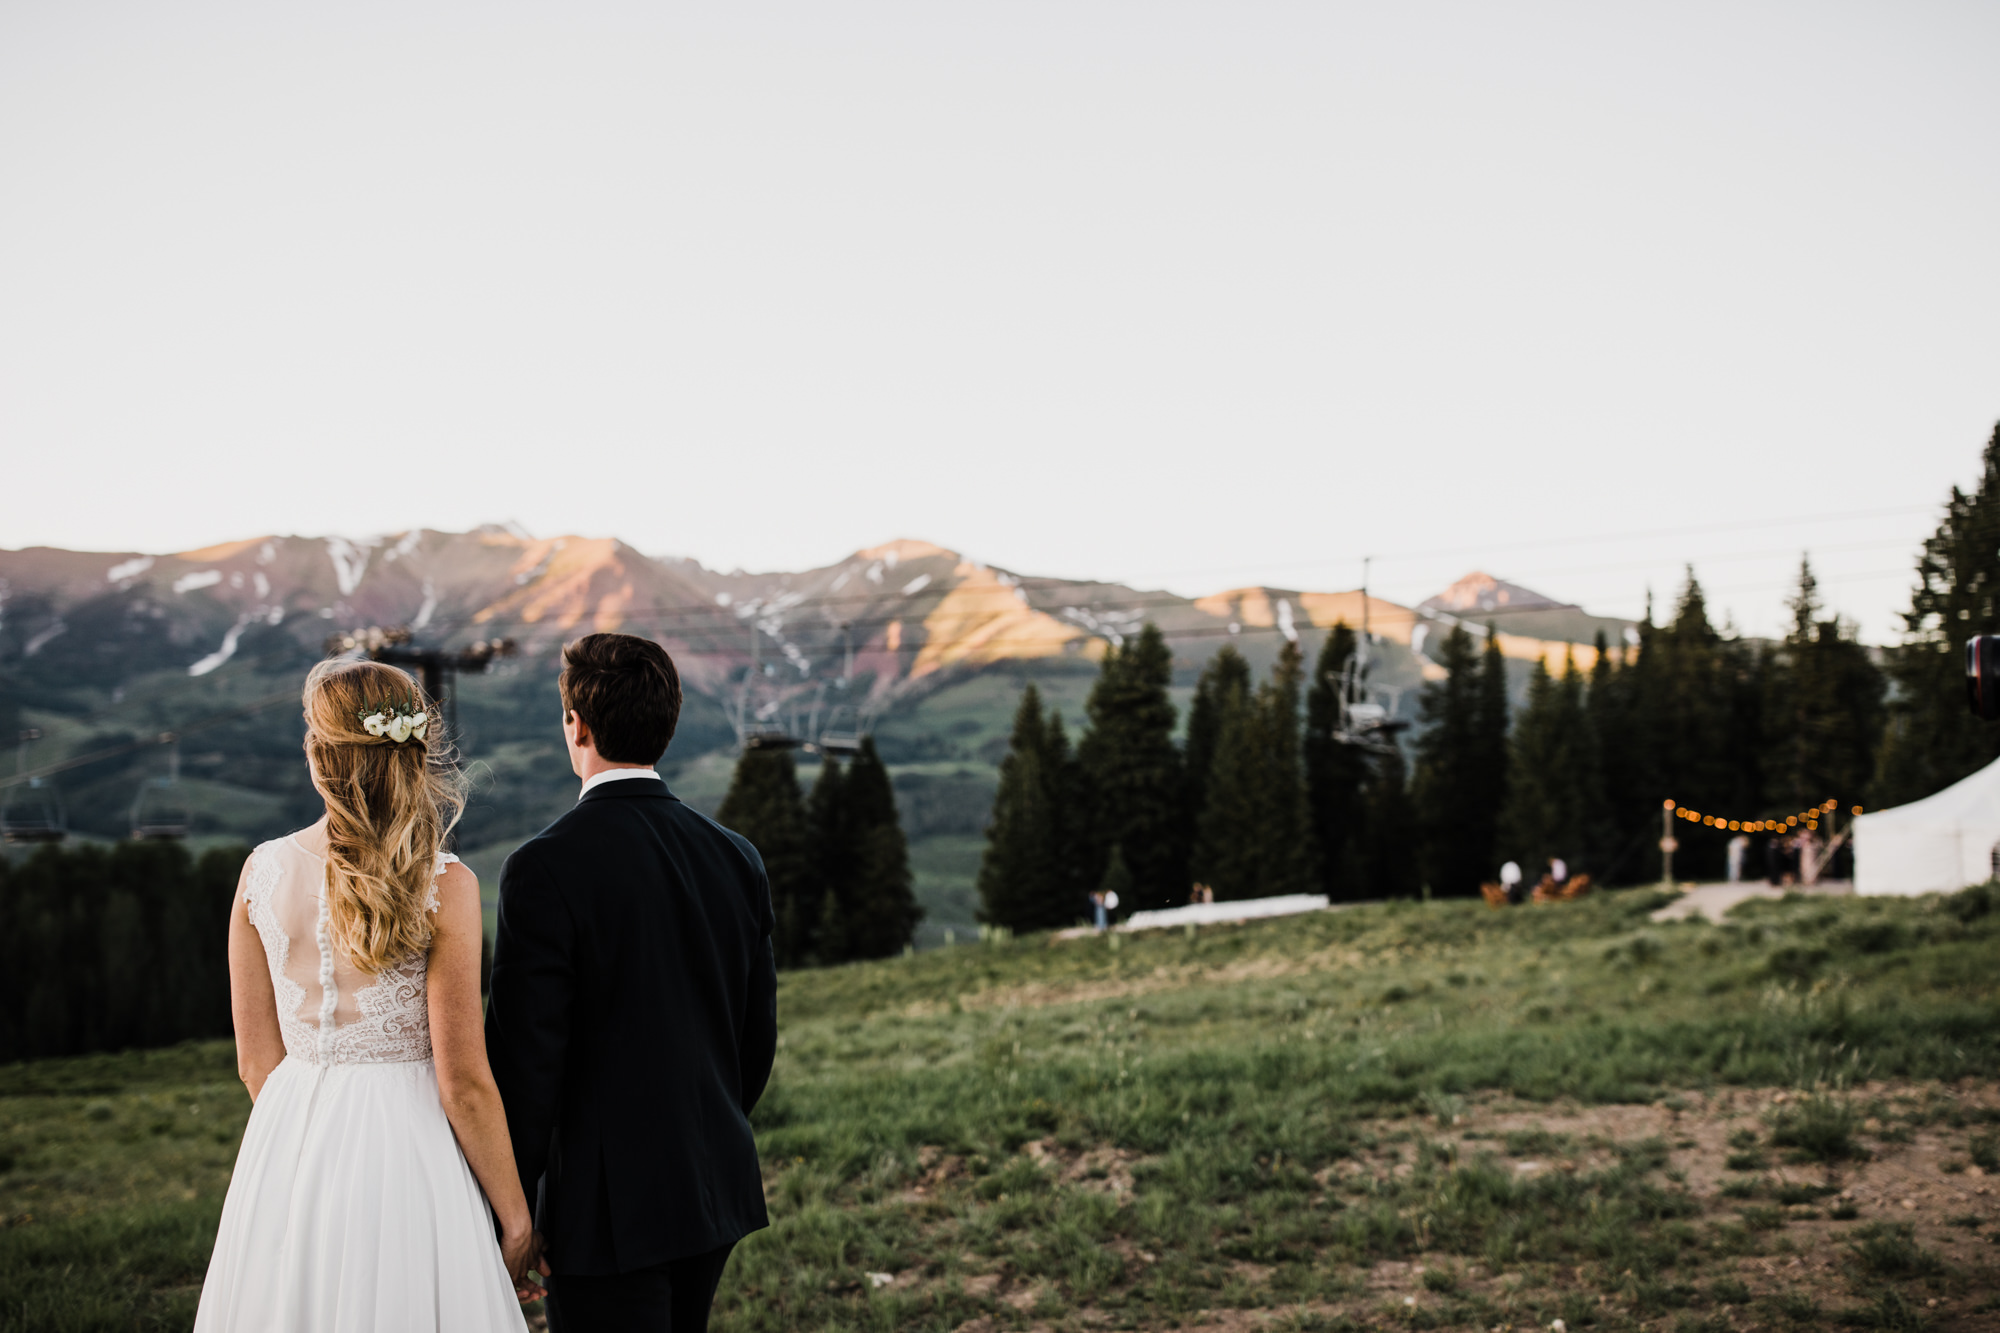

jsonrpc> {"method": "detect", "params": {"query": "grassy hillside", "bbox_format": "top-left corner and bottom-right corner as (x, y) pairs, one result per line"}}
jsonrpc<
(5, 886), (1999, 1331)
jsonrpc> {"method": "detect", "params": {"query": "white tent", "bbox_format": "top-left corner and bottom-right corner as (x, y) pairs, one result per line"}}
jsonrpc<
(1853, 755), (2000, 896)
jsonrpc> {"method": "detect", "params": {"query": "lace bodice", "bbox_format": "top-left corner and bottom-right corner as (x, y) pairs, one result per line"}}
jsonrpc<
(243, 834), (458, 1066)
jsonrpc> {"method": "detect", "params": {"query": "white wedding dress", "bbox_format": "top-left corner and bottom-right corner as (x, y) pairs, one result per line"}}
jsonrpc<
(195, 833), (529, 1333)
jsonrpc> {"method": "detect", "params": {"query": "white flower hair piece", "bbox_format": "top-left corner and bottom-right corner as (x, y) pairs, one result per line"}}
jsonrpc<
(357, 698), (431, 745)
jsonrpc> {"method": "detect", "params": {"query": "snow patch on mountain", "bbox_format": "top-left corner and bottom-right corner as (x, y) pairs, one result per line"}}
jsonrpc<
(412, 580), (438, 631)
(325, 538), (377, 596)
(173, 570), (224, 594)
(24, 620), (66, 657)
(107, 556), (154, 584)
(901, 574), (932, 596)
(1061, 605), (1146, 648)
(189, 614), (253, 676)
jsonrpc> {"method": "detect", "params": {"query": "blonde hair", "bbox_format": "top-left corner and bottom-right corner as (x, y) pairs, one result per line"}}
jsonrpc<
(301, 658), (467, 974)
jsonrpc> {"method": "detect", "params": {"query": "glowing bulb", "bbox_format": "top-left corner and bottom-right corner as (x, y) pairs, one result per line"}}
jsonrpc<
(1852, 805), (1863, 816)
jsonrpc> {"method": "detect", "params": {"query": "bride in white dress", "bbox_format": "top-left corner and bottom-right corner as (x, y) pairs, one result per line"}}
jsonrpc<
(196, 659), (536, 1332)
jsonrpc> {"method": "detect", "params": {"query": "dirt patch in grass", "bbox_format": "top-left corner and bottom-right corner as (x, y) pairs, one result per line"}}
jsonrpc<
(747, 1081), (2000, 1332)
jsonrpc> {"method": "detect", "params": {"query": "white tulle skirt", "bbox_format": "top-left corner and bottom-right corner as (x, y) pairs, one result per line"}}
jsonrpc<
(195, 1057), (529, 1333)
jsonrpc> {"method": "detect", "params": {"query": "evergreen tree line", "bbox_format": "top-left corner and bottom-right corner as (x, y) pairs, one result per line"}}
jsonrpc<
(714, 736), (922, 968)
(975, 623), (1442, 927)
(977, 422), (2000, 919)
(0, 840), (243, 1062)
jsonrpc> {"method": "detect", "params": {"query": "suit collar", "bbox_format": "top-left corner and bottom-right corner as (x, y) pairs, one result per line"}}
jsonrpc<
(578, 778), (680, 806)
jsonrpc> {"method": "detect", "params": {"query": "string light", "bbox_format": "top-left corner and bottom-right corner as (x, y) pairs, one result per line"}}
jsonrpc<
(1664, 797), (1855, 832)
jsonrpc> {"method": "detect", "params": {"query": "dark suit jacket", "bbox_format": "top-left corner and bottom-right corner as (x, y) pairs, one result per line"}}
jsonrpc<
(485, 776), (778, 1276)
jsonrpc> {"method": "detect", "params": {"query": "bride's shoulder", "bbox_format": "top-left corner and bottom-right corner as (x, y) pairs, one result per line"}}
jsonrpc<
(429, 855), (478, 910)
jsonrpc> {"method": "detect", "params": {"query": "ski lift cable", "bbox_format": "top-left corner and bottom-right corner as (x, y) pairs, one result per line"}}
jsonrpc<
(0, 686), (300, 791)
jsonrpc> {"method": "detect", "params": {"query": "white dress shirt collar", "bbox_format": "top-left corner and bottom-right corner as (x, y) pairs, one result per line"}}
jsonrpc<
(578, 767), (662, 800)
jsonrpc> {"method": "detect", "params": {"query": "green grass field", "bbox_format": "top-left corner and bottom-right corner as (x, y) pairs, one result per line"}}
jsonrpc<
(7, 885), (2000, 1331)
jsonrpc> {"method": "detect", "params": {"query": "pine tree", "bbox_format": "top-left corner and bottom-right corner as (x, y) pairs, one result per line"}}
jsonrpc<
(1499, 651), (1593, 875)
(1635, 571), (1746, 879)
(978, 685), (1085, 932)
(717, 746), (815, 967)
(1877, 423), (2000, 806)
(837, 738), (922, 960)
(1184, 645), (1250, 855)
(1585, 629), (1645, 879)
(1412, 624), (1509, 895)
(1358, 745), (1421, 899)
(805, 757), (854, 963)
(1259, 638), (1317, 896)
(1766, 557), (1886, 812)
(1475, 628), (1512, 861)
(1196, 640), (1317, 900)
(1043, 711), (1088, 917)
(1077, 624), (1185, 909)
(1304, 623), (1372, 899)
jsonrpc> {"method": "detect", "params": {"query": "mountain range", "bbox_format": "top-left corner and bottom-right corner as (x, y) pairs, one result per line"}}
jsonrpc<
(0, 528), (1639, 945)
(0, 529), (1634, 715)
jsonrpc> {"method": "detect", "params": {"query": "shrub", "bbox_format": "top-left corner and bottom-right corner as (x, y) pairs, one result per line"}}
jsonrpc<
(1944, 882), (1994, 924)
(1848, 1223), (1944, 1279)
(1766, 946), (1830, 981)
(1770, 1096), (1864, 1163)
(1841, 921), (1907, 954)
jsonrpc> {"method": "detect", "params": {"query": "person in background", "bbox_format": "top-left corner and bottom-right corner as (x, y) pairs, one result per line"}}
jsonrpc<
(1726, 834), (1748, 883)
(1090, 890), (1108, 933)
(1500, 860), (1524, 906)
(1548, 856), (1568, 886)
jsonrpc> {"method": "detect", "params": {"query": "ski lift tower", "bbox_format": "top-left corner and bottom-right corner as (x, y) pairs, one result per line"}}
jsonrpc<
(324, 627), (518, 740)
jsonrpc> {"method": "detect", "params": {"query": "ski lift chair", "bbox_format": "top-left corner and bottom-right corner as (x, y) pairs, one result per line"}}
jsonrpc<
(742, 724), (803, 752)
(1, 778), (67, 844)
(129, 739), (191, 840)
(815, 703), (867, 757)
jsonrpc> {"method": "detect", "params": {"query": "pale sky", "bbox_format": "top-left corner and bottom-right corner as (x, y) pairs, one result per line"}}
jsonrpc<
(3, 0), (1996, 642)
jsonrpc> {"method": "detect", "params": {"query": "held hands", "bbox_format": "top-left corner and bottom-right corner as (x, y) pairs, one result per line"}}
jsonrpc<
(501, 1223), (549, 1304)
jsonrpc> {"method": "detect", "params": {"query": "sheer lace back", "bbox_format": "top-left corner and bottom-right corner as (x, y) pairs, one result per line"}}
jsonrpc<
(243, 834), (457, 1065)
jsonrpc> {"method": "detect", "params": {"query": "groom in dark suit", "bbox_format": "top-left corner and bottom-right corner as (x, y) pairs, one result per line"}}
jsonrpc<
(487, 632), (778, 1332)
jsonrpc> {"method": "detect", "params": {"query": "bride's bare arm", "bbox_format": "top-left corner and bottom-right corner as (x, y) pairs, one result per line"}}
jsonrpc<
(228, 859), (286, 1101)
(428, 863), (539, 1294)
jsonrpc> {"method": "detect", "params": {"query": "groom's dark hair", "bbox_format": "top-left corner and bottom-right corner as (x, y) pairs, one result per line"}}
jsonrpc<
(560, 633), (682, 764)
